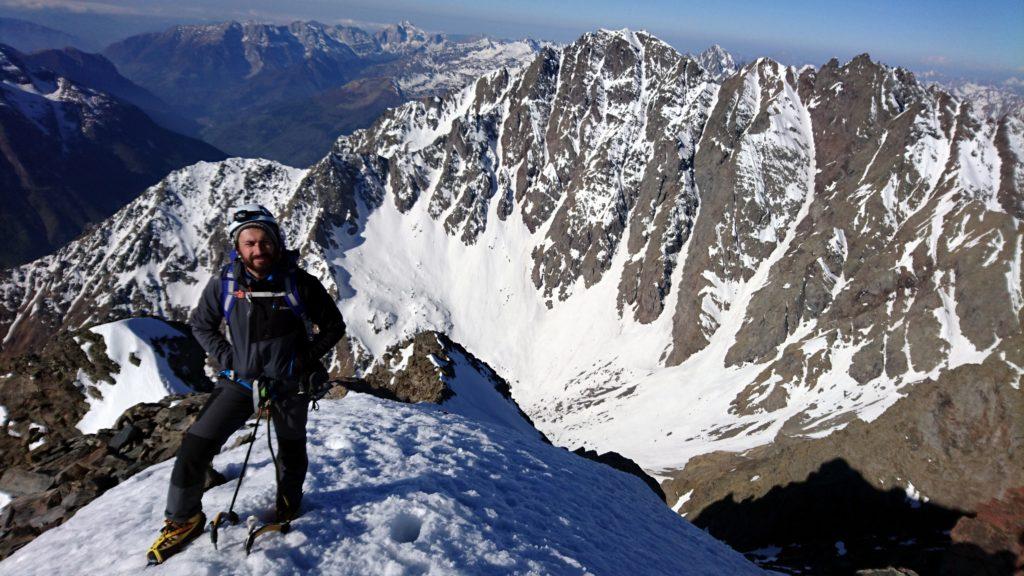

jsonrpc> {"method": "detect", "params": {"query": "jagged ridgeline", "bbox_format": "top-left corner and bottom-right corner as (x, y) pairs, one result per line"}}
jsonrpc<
(1, 27), (1021, 520)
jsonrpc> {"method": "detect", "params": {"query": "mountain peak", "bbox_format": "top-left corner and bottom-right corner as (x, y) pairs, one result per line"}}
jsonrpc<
(696, 43), (737, 81)
(375, 20), (441, 50)
(593, 27), (647, 49)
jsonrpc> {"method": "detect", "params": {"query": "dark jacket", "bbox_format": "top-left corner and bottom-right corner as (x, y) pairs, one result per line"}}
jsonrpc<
(189, 257), (345, 383)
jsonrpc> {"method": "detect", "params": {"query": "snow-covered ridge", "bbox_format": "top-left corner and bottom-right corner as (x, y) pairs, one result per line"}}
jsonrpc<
(0, 44), (114, 137)
(0, 394), (763, 575)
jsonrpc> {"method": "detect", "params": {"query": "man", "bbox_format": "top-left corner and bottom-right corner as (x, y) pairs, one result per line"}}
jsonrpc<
(147, 204), (345, 564)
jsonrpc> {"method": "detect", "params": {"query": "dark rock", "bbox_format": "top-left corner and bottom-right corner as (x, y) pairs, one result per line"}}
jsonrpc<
(0, 469), (54, 497)
(571, 447), (666, 502)
(364, 332), (456, 403)
(0, 392), (210, 560)
(107, 422), (140, 453)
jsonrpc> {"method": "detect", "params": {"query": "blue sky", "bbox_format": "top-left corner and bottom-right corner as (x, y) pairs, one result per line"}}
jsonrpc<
(2, 0), (1021, 80)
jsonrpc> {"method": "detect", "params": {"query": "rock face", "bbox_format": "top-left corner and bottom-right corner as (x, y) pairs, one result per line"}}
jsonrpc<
(946, 487), (1024, 575)
(365, 331), (457, 403)
(0, 317), (213, 557)
(0, 330), (109, 461)
(0, 44), (226, 268)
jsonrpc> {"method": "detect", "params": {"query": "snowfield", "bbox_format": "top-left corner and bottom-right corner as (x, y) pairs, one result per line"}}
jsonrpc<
(76, 318), (197, 434)
(0, 394), (762, 575)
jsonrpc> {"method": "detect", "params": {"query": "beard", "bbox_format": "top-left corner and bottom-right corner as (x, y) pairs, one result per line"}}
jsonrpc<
(242, 252), (275, 275)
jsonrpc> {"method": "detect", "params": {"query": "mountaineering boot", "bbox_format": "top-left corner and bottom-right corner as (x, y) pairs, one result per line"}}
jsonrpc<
(147, 511), (206, 565)
(275, 490), (302, 522)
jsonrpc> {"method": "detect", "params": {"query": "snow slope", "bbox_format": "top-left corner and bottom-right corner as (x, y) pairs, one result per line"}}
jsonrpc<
(438, 343), (541, 439)
(75, 318), (197, 434)
(0, 394), (762, 575)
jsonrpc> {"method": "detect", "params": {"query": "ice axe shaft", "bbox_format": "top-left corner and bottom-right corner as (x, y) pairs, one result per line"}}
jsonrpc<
(209, 402), (265, 548)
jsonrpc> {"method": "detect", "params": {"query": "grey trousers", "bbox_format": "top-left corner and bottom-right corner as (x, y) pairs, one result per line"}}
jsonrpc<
(164, 379), (309, 521)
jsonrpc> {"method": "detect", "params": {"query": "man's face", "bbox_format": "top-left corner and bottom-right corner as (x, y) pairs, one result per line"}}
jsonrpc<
(237, 226), (277, 277)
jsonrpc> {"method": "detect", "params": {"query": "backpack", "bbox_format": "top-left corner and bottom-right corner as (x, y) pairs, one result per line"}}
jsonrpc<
(219, 249), (311, 335)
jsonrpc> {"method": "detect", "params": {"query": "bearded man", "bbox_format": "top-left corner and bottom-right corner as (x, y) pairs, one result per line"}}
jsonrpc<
(147, 204), (345, 564)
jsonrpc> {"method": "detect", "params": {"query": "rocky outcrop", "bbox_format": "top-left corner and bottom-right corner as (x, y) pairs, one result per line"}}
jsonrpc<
(364, 331), (457, 403)
(0, 318), (214, 559)
(571, 447), (666, 502)
(0, 393), (221, 560)
(363, 331), (544, 441)
(0, 330), (115, 466)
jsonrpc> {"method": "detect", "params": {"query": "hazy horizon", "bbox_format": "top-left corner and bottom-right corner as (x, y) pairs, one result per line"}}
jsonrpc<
(1, 0), (1021, 86)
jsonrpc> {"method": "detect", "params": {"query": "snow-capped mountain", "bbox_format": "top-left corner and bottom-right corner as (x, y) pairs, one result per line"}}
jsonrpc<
(373, 20), (445, 53)
(102, 20), (544, 165)
(1, 28), (1021, 566)
(944, 80), (1023, 119)
(364, 34), (542, 100)
(22, 46), (198, 136)
(695, 44), (736, 81)
(0, 44), (225, 268)
(0, 393), (763, 575)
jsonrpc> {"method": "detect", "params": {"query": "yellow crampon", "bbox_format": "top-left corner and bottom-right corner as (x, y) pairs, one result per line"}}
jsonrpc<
(146, 511), (206, 565)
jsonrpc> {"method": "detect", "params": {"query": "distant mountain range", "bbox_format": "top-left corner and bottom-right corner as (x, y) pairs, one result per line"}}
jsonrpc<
(0, 17), (89, 53)
(0, 18), (546, 267)
(0, 43), (225, 268)
(19, 46), (198, 136)
(102, 20), (544, 166)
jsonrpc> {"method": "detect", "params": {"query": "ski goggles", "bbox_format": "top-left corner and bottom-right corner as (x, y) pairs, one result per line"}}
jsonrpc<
(232, 207), (274, 223)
